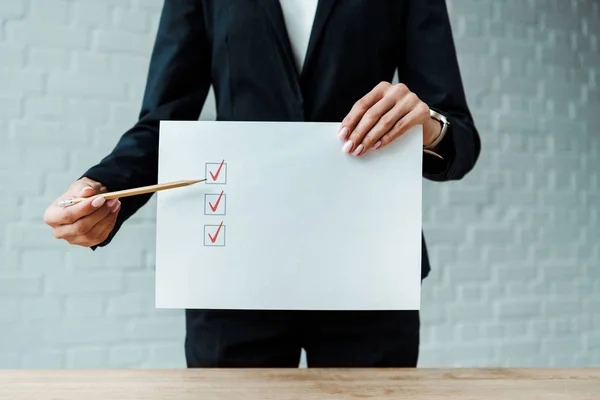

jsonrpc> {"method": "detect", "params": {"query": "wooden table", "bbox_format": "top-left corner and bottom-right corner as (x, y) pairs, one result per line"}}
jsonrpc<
(1, 369), (599, 399)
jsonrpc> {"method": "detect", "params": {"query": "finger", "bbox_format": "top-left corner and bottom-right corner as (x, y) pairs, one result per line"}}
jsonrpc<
(343, 95), (396, 156)
(67, 209), (118, 247)
(53, 200), (117, 239)
(360, 93), (419, 152)
(338, 81), (390, 140)
(377, 104), (428, 149)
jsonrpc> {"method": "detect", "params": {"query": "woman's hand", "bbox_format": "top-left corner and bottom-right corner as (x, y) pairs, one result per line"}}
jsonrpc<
(43, 178), (121, 247)
(338, 81), (442, 156)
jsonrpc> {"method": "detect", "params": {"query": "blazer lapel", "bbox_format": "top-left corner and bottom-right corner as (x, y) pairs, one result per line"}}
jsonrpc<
(258, 0), (298, 80)
(302, 0), (336, 75)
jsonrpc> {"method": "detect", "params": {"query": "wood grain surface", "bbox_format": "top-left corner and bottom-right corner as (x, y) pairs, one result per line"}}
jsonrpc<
(1, 368), (599, 399)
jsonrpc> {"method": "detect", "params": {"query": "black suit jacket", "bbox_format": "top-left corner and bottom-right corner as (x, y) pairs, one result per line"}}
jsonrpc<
(84, 0), (481, 279)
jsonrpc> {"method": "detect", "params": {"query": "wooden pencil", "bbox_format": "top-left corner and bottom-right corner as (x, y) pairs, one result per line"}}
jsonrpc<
(58, 179), (206, 207)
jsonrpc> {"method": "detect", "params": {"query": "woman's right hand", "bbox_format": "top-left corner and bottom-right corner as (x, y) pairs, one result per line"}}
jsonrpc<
(44, 178), (121, 247)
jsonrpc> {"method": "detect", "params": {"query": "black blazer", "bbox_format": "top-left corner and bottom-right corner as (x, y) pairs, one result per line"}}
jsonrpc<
(84, 0), (481, 279)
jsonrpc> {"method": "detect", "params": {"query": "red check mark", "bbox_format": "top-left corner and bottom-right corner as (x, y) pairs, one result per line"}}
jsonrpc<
(208, 190), (225, 212)
(208, 221), (224, 243)
(209, 160), (225, 181)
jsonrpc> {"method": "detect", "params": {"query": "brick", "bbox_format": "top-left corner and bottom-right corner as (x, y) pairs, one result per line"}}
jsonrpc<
(0, 95), (21, 120)
(28, 47), (70, 71)
(0, 45), (25, 67)
(457, 323), (483, 342)
(497, 300), (540, 319)
(22, 146), (70, 174)
(541, 262), (582, 281)
(109, 345), (146, 366)
(585, 333), (600, 350)
(66, 99), (111, 125)
(22, 298), (63, 320)
(12, 121), (87, 146)
(0, 299), (19, 322)
(71, 3), (111, 28)
(30, 0), (69, 24)
(47, 320), (127, 345)
(66, 347), (108, 368)
(21, 349), (63, 368)
(0, 351), (19, 368)
(496, 263), (538, 281)
(127, 317), (183, 340)
(132, 0), (163, 12)
(21, 250), (65, 272)
(0, 0), (26, 19)
(442, 344), (494, 364)
(47, 272), (122, 294)
(24, 97), (65, 120)
(114, 7), (149, 33)
(65, 296), (105, 317)
(447, 264), (490, 282)
(498, 340), (541, 359)
(93, 30), (153, 55)
(47, 73), (127, 100)
(448, 0), (492, 17)
(545, 298), (582, 318)
(107, 293), (146, 316)
(420, 303), (445, 324)
(6, 223), (58, 248)
(72, 52), (110, 74)
(446, 304), (492, 323)
(543, 337), (585, 357)
(0, 69), (44, 94)
(148, 343), (185, 367)
(0, 274), (43, 295)
(7, 22), (88, 50)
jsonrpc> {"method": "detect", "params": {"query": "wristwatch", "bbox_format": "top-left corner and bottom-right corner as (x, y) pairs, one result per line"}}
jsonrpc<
(425, 109), (450, 150)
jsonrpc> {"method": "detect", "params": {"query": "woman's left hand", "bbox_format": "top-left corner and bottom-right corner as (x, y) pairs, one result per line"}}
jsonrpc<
(338, 81), (441, 156)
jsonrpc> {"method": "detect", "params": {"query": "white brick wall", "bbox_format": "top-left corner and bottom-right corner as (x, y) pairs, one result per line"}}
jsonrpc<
(0, 0), (598, 368)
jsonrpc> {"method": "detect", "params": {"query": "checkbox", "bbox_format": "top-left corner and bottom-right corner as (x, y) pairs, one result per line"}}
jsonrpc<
(204, 191), (226, 215)
(205, 160), (227, 184)
(204, 222), (225, 247)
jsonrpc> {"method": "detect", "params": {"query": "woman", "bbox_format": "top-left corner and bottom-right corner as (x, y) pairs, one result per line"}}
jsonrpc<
(44, 0), (480, 368)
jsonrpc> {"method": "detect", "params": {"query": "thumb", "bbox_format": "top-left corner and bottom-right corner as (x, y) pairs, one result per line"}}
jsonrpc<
(79, 185), (97, 198)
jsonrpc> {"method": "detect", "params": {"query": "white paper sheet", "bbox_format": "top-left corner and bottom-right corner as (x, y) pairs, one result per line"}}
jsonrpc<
(156, 121), (422, 310)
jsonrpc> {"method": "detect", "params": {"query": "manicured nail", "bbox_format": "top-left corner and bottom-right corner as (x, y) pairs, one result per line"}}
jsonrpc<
(106, 199), (117, 208)
(342, 140), (354, 153)
(352, 144), (364, 156)
(91, 196), (105, 208)
(80, 186), (95, 196)
(338, 127), (349, 140)
(112, 201), (121, 213)
(373, 140), (382, 150)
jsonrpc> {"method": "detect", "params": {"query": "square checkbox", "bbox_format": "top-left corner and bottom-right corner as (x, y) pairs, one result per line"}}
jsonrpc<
(204, 191), (226, 215)
(205, 160), (227, 184)
(204, 223), (226, 247)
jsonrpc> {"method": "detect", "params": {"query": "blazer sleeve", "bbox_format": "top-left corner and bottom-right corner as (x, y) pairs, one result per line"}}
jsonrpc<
(398, 0), (481, 181)
(81, 0), (212, 248)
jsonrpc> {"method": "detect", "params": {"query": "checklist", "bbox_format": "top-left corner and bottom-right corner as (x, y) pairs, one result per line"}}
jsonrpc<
(156, 121), (423, 311)
(205, 160), (227, 184)
(205, 190), (226, 215)
(204, 222), (226, 246)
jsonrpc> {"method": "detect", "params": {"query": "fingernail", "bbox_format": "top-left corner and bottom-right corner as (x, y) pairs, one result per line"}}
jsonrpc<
(352, 144), (364, 156)
(106, 199), (117, 208)
(338, 127), (349, 140)
(373, 140), (382, 150)
(91, 196), (105, 208)
(112, 201), (121, 213)
(80, 186), (95, 196)
(342, 140), (354, 153)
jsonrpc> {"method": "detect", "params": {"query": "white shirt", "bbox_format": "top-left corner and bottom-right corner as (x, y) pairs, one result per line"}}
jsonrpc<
(279, 0), (319, 73)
